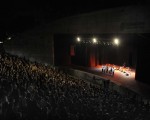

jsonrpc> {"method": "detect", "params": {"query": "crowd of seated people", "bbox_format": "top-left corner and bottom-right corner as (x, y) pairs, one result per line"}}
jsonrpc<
(0, 53), (150, 120)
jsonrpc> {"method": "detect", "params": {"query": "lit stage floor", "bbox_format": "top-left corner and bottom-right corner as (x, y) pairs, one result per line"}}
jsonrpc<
(66, 64), (150, 99)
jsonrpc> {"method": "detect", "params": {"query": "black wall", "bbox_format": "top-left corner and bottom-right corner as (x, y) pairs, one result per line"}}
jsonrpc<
(54, 34), (72, 66)
(54, 34), (138, 68)
(136, 38), (150, 84)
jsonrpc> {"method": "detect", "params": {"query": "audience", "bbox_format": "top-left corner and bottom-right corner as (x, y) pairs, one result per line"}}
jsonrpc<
(0, 53), (150, 120)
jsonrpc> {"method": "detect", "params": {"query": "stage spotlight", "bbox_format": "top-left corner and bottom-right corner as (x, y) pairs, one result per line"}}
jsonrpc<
(7, 37), (11, 40)
(0, 41), (3, 44)
(77, 37), (81, 42)
(93, 38), (97, 43)
(114, 38), (119, 45)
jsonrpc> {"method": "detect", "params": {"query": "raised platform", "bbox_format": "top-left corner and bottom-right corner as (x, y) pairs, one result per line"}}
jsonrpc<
(61, 65), (150, 100)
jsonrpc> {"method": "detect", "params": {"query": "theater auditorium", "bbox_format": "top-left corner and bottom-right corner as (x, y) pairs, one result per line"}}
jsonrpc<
(1, 4), (150, 120)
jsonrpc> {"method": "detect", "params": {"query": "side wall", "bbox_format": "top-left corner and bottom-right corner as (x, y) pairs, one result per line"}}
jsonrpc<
(4, 28), (54, 65)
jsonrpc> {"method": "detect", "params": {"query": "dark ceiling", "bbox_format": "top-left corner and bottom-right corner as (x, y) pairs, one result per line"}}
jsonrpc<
(0, 0), (149, 36)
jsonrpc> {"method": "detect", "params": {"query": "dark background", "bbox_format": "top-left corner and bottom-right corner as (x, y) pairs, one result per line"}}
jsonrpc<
(0, 0), (149, 36)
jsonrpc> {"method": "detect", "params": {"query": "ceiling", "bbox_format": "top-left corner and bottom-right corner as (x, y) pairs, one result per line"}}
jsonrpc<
(0, 0), (149, 35)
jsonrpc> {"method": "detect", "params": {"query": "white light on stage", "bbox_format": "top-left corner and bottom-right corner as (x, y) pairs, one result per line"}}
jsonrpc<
(93, 38), (97, 43)
(114, 38), (119, 45)
(7, 37), (11, 40)
(0, 41), (3, 44)
(77, 37), (81, 42)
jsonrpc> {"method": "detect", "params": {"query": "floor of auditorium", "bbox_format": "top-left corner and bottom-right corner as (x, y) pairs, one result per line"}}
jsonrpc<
(65, 65), (150, 100)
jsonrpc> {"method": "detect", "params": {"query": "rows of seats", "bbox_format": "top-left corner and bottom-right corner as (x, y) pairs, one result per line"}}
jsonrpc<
(0, 53), (150, 120)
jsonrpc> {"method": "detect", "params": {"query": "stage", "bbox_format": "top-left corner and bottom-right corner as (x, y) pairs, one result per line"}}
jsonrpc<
(64, 64), (150, 99)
